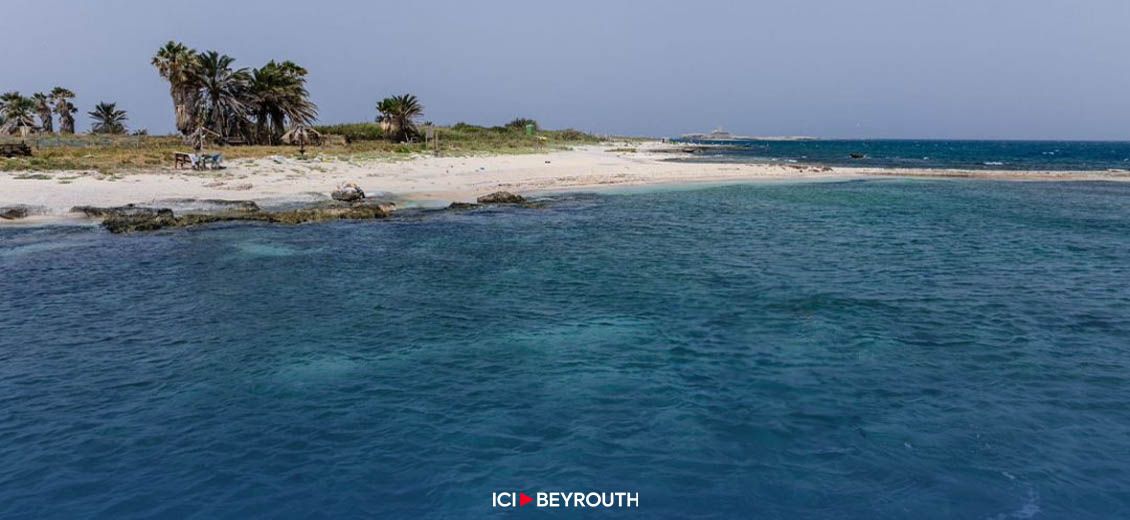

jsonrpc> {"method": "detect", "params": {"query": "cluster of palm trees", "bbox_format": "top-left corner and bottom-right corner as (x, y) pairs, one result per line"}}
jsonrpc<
(0, 88), (79, 136)
(7, 41), (430, 146)
(152, 41), (317, 145)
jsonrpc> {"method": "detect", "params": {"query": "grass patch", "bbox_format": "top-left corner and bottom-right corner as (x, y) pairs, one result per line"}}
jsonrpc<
(1, 124), (602, 173)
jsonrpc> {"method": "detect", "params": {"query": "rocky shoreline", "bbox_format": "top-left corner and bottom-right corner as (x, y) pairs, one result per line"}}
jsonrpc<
(75, 200), (396, 233)
(2, 190), (534, 234)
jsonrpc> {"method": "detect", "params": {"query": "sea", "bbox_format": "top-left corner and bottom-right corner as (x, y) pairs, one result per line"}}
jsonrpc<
(671, 139), (1130, 171)
(2, 166), (1130, 517)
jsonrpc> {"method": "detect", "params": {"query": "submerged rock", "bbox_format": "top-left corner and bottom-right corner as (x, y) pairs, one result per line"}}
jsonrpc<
(0, 205), (33, 220)
(446, 202), (480, 210)
(476, 191), (526, 204)
(332, 183), (366, 202)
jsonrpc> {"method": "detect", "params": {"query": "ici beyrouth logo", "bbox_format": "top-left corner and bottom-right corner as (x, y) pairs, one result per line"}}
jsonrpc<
(492, 491), (639, 509)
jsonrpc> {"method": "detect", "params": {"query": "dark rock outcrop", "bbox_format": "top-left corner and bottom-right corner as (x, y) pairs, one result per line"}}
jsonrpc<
(476, 191), (526, 204)
(158, 198), (260, 212)
(92, 199), (394, 234)
(71, 204), (170, 219)
(0, 205), (32, 220)
(102, 209), (178, 233)
(446, 202), (480, 210)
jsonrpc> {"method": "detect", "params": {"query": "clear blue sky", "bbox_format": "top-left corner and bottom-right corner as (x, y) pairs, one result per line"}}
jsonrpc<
(7, 0), (1129, 139)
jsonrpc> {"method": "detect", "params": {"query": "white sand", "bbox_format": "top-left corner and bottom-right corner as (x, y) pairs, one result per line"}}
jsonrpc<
(3, 141), (1128, 224)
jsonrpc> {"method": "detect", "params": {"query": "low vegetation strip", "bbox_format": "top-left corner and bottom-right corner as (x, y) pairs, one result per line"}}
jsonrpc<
(0, 124), (600, 173)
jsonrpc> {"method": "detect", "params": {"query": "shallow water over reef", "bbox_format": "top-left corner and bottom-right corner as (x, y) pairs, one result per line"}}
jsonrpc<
(2, 180), (1129, 518)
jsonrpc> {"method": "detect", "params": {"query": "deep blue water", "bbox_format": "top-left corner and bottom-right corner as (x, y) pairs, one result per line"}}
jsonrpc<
(2, 180), (1130, 519)
(671, 139), (1130, 171)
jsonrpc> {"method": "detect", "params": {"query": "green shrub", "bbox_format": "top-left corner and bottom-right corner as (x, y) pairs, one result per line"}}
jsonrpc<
(506, 118), (539, 131)
(315, 122), (384, 142)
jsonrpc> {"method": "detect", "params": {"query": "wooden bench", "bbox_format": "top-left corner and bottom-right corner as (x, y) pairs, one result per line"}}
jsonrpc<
(174, 152), (192, 169)
(0, 143), (32, 158)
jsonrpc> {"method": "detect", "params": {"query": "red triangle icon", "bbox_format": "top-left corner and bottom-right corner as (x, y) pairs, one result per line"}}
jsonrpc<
(519, 492), (533, 507)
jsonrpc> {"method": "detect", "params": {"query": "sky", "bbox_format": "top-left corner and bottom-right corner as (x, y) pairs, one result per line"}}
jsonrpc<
(5, 0), (1130, 139)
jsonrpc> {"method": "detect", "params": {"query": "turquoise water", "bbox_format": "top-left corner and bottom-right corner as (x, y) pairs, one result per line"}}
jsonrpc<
(673, 139), (1130, 170)
(2, 180), (1130, 518)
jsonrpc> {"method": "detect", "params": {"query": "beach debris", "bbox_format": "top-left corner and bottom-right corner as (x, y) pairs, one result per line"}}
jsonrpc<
(476, 191), (526, 204)
(332, 182), (366, 202)
(0, 205), (34, 220)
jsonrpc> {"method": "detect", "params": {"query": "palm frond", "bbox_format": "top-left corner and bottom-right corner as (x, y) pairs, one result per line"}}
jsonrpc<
(89, 102), (128, 134)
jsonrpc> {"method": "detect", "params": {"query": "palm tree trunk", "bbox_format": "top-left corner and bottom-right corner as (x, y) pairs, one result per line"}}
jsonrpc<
(172, 87), (198, 135)
(38, 109), (53, 133)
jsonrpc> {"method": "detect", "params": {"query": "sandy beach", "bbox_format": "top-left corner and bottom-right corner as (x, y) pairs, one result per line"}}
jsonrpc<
(3, 141), (1130, 224)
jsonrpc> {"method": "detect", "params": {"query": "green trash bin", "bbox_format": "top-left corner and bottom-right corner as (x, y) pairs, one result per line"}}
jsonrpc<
(525, 123), (534, 136)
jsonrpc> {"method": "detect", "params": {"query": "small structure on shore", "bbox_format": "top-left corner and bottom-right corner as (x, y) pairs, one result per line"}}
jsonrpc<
(282, 124), (322, 157)
(0, 142), (32, 157)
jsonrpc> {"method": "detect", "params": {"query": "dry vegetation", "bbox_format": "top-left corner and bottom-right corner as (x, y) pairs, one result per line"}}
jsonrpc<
(0, 124), (602, 174)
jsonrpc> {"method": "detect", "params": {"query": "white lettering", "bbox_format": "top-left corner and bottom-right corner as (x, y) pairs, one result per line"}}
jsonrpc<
(516, 490), (639, 508)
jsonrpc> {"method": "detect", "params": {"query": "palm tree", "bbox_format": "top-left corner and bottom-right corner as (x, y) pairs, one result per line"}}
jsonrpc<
(194, 50), (251, 140)
(89, 102), (128, 134)
(376, 94), (423, 142)
(248, 60), (318, 144)
(50, 87), (77, 135)
(32, 93), (54, 133)
(151, 41), (202, 135)
(0, 92), (38, 135)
